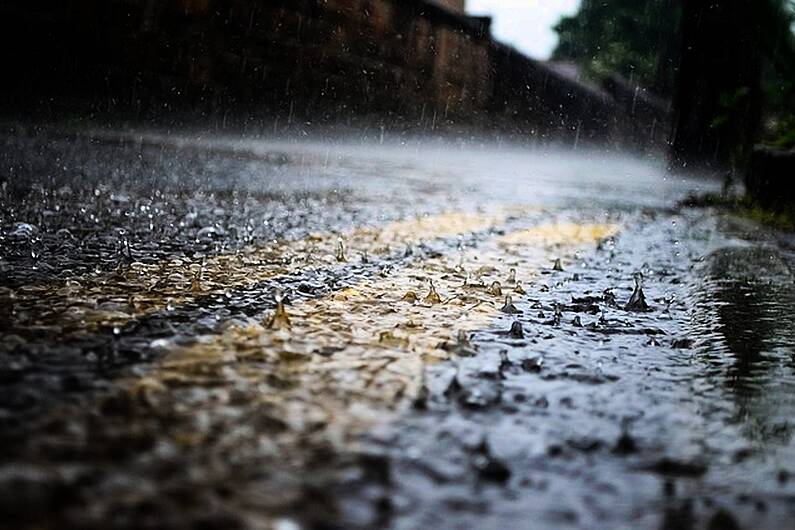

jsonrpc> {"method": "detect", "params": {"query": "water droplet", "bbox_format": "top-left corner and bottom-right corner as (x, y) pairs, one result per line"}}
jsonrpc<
(266, 288), (291, 329)
(424, 279), (442, 304)
(552, 258), (564, 272)
(441, 329), (477, 356)
(273, 288), (284, 304)
(402, 291), (418, 303)
(624, 272), (650, 312)
(522, 356), (543, 372)
(507, 268), (516, 284)
(335, 236), (347, 262)
(553, 302), (563, 325)
(500, 295), (520, 314)
(488, 281), (503, 296)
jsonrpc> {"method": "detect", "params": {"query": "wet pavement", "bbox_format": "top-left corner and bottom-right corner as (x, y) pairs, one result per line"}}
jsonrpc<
(1, 124), (795, 530)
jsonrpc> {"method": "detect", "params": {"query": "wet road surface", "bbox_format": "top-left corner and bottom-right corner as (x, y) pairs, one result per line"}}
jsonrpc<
(2, 125), (795, 530)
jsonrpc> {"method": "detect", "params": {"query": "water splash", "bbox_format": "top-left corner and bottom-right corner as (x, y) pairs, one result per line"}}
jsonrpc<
(335, 236), (347, 262)
(402, 291), (419, 304)
(424, 279), (442, 305)
(624, 272), (650, 312)
(456, 235), (465, 271)
(500, 295), (520, 314)
(507, 267), (516, 285)
(553, 301), (563, 325)
(265, 288), (291, 329)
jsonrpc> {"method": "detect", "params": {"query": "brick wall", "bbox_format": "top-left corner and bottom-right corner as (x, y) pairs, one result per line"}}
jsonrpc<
(0, 0), (667, 149)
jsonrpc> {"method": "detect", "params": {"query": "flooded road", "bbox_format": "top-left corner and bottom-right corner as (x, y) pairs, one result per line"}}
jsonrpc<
(1, 125), (794, 530)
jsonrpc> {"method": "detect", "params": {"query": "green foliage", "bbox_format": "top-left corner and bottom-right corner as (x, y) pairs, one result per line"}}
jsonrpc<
(762, 2), (795, 149)
(552, 0), (682, 96)
(767, 114), (795, 149)
(709, 87), (751, 130)
(681, 192), (795, 231)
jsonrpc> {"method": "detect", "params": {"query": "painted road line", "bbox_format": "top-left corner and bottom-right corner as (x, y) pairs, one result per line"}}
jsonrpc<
(124, 220), (618, 455)
(0, 210), (512, 337)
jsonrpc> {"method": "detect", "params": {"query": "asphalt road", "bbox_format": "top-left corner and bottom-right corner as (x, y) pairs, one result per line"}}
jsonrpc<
(2, 125), (795, 530)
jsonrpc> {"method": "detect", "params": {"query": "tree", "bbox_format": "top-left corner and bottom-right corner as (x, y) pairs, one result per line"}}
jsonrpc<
(552, 0), (682, 97)
(553, 0), (795, 170)
(671, 0), (795, 171)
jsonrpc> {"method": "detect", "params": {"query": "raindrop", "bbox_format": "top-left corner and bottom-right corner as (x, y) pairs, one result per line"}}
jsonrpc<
(552, 258), (564, 271)
(441, 329), (477, 356)
(553, 302), (563, 325)
(500, 295), (520, 314)
(624, 272), (650, 312)
(489, 281), (503, 296)
(266, 288), (291, 329)
(522, 356), (543, 372)
(507, 268), (516, 284)
(118, 237), (133, 262)
(190, 274), (202, 293)
(456, 235), (465, 270)
(402, 291), (418, 304)
(509, 321), (524, 338)
(335, 236), (347, 262)
(424, 279), (442, 304)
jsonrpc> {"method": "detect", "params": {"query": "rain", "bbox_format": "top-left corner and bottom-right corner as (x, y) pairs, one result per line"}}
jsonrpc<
(1, 1), (795, 530)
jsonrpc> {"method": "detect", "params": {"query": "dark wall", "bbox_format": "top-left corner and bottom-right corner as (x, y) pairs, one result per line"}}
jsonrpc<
(0, 0), (667, 149)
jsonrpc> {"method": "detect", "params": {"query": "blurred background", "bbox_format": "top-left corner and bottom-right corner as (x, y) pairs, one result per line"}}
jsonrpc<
(0, 0), (793, 181)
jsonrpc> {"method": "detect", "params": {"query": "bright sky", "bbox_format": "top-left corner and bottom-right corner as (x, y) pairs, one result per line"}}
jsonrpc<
(467, 0), (582, 59)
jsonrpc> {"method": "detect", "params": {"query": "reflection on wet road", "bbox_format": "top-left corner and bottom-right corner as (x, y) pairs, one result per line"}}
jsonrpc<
(690, 244), (795, 443)
(1, 126), (795, 530)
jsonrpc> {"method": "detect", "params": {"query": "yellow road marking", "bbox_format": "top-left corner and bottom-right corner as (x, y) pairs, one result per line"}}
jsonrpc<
(1, 210), (508, 335)
(128, 221), (619, 452)
(497, 222), (616, 248)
